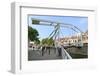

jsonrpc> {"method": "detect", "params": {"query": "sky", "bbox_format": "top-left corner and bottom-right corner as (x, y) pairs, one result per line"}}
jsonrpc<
(28, 15), (88, 40)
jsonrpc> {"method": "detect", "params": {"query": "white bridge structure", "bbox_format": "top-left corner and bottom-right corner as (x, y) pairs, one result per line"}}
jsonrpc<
(28, 18), (83, 60)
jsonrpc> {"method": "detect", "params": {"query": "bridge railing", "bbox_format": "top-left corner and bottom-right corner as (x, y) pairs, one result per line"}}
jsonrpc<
(60, 45), (72, 59)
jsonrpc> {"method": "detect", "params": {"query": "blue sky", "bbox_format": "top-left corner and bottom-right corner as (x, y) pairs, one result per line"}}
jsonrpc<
(28, 15), (88, 40)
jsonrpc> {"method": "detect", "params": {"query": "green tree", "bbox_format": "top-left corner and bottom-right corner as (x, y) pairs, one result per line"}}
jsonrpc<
(34, 39), (40, 45)
(28, 26), (40, 44)
(41, 38), (54, 46)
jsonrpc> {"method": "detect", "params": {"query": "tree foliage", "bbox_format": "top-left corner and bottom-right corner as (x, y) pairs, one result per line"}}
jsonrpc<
(28, 26), (40, 44)
(41, 38), (54, 46)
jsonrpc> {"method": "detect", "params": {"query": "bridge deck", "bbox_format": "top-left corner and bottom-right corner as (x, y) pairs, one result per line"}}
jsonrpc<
(28, 46), (88, 60)
(28, 48), (62, 60)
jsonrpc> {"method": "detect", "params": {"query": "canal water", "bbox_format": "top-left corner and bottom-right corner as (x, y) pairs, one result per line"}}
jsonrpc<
(65, 45), (88, 59)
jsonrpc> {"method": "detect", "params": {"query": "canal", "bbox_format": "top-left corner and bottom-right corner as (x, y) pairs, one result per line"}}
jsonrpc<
(65, 45), (88, 59)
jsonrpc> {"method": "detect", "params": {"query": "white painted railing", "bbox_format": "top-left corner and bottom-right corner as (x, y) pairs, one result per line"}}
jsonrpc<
(60, 46), (72, 59)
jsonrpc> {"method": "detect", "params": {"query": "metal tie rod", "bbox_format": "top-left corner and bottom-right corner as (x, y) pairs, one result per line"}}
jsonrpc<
(31, 18), (83, 33)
